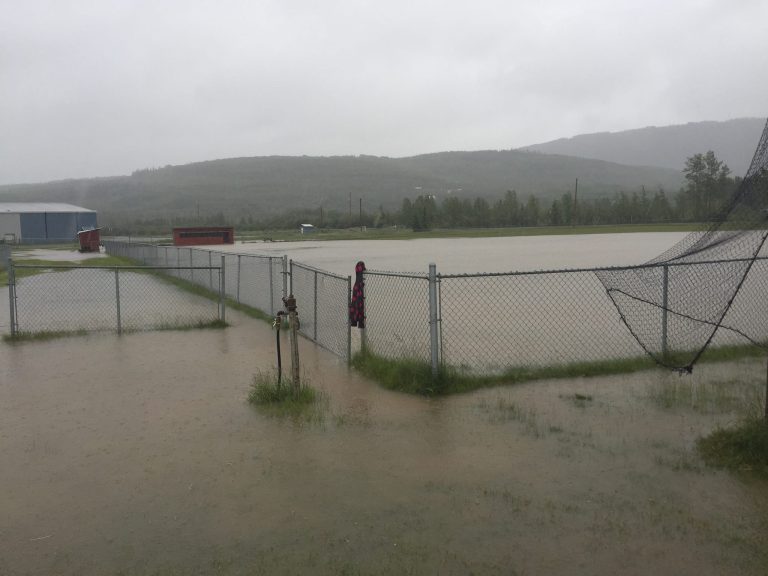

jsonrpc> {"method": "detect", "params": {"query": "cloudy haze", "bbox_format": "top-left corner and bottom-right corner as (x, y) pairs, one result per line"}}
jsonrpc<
(2, 0), (767, 184)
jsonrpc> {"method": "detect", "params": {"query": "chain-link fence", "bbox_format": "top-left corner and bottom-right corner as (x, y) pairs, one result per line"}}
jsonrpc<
(0, 245), (10, 271)
(364, 257), (768, 376)
(104, 241), (285, 316)
(103, 240), (352, 360)
(290, 260), (352, 360)
(6, 264), (223, 336)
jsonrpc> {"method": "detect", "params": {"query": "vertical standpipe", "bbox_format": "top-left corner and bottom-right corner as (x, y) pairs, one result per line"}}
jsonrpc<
(428, 262), (439, 378)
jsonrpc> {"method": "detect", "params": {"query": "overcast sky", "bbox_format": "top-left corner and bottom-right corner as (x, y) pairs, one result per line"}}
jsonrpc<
(2, 0), (767, 184)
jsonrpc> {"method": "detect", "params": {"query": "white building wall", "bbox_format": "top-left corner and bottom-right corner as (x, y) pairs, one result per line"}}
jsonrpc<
(0, 213), (21, 241)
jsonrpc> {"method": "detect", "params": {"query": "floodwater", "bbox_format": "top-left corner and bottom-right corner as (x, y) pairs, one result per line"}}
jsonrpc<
(1, 307), (766, 575)
(216, 232), (691, 275)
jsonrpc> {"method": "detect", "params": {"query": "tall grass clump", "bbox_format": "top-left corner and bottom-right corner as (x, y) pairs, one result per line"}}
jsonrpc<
(247, 369), (323, 420)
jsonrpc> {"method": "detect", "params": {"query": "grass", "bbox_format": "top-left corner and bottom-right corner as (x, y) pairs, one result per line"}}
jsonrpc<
(351, 349), (657, 396)
(237, 222), (704, 243)
(2, 329), (89, 343)
(697, 418), (768, 475)
(351, 344), (768, 396)
(247, 369), (324, 420)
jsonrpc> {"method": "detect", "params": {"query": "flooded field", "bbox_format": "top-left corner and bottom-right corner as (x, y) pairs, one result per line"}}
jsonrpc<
(216, 232), (691, 275)
(1, 308), (766, 575)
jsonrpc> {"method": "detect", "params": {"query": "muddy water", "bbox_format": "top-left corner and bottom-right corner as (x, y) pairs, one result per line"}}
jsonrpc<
(216, 232), (690, 275)
(1, 309), (766, 575)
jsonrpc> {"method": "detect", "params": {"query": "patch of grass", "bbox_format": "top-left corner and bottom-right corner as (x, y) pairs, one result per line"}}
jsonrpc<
(154, 319), (229, 331)
(697, 418), (768, 475)
(560, 393), (594, 408)
(3, 329), (89, 343)
(247, 369), (324, 420)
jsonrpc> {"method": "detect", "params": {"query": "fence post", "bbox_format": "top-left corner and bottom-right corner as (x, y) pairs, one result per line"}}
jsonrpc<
(313, 269), (318, 341)
(115, 268), (122, 335)
(269, 258), (275, 314)
(282, 256), (289, 300)
(208, 251), (213, 291)
(428, 263), (439, 378)
(8, 259), (16, 337)
(220, 255), (226, 323)
(237, 255), (242, 303)
(348, 274), (353, 363)
(661, 264), (669, 358)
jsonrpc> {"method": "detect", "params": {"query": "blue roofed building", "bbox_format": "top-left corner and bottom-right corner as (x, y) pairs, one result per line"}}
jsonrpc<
(0, 203), (98, 243)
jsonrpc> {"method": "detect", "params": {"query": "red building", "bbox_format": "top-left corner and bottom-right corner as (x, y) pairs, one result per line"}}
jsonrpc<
(173, 226), (235, 246)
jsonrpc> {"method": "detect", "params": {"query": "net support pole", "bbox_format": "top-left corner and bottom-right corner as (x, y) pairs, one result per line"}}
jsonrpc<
(661, 265), (669, 358)
(428, 262), (439, 378)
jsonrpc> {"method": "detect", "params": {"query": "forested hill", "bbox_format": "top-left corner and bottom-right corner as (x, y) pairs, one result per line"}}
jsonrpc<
(0, 150), (683, 223)
(523, 118), (765, 176)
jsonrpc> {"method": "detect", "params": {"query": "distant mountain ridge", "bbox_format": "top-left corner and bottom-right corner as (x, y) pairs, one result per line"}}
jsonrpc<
(522, 118), (765, 176)
(0, 151), (683, 224)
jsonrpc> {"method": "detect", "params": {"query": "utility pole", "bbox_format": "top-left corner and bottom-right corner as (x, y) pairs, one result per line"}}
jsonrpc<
(349, 191), (352, 228)
(319, 206), (324, 228)
(359, 198), (363, 231)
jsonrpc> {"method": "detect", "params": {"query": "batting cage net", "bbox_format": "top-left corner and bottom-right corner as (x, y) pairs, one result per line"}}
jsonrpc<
(596, 117), (768, 371)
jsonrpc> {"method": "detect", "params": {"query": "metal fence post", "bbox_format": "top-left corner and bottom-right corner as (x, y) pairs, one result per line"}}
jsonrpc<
(220, 255), (226, 323)
(428, 263), (439, 377)
(283, 256), (289, 300)
(313, 269), (318, 341)
(115, 268), (122, 335)
(269, 258), (275, 313)
(348, 274), (353, 362)
(662, 264), (669, 358)
(8, 259), (16, 337)
(208, 251), (213, 291)
(237, 255), (242, 303)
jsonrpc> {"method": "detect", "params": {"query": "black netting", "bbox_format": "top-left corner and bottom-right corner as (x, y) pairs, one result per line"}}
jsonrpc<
(596, 117), (768, 371)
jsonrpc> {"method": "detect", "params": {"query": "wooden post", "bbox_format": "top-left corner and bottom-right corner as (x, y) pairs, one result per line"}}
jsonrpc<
(284, 294), (300, 394)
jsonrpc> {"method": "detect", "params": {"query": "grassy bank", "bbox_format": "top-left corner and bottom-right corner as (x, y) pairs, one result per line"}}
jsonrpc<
(352, 343), (768, 396)
(236, 222), (704, 243)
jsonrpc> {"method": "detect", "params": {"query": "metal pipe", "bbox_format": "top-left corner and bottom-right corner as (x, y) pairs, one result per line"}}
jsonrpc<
(220, 255), (226, 323)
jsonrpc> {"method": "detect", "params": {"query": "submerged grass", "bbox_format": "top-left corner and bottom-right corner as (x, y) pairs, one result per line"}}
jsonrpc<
(2, 329), (89, 343)
(697, 418), (768, 475)
(248, 369), (324, 420)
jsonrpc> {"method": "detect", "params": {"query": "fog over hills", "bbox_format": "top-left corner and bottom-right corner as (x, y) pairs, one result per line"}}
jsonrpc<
(522, 118), (765, 176)
(0, 150), (683, 223)
(2, 118), (763, 224)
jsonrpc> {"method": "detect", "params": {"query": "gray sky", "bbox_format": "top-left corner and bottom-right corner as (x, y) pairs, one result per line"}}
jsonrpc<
(2, 0), (767, 184)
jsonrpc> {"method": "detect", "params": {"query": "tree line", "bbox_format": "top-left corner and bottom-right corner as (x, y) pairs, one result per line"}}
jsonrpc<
(106, 151), (737, 234)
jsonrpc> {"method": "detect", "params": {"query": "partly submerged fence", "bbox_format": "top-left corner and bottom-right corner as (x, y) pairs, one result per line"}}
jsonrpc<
(14, 239), (762, 376)
(102, 241), (353, 361)
(363, 257), (768, 376)
(6, 263), (224, 337)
